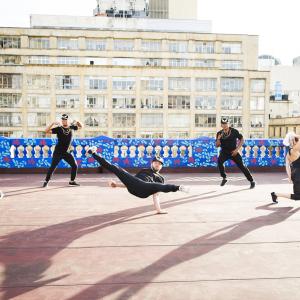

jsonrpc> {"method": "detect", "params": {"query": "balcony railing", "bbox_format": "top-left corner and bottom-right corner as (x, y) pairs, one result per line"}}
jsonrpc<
(0, 136), (285, 169)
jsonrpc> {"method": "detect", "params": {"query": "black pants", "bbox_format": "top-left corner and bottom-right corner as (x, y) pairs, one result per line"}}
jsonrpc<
(291, 167), (300, 200)
(218, 151), (253, 182)
(92, 153), (180, 198)
(45, 151), (78, 182)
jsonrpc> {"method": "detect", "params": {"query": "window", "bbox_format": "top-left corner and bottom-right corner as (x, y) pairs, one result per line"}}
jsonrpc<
(85, 77), (107, 90)
(27, 131), (47, 138)
(113, 113), (136, 127)
(168, 95), (190, 109)
(195, 42), (214, 53)
(0, 74), (22, 89)
(222, 42), (242, 54)
(221, 78), (243, 92)
(195, 96), (216, 110)
(57, 38), (79, 50)
(141, 77), (163, 91)
(141, 40), (162, 52)
(0, 55), (21, 65)
(251, 79), (265, 93)
(169, 59), (188, 67)
(112, 131), (136, 138)
(141, 114), (163, 128)
(27, 75), (50, 90)
(56, 95), (80, 109)
(86, 39), (106, 50)
(112, 95), (136, 109)
(0, 36), (20, 49)
(141, 58), (162, 67)
(141, 132), (163, 138)
(195, 132), (215, 138)
(194, 59), (215, 68)
(195, 78), (217, 92)
(85, 95), (106, 109)
(250, 115), (264, 128)
(221, 115), (243, 128)
(29, 37), (50, 49)
(221, 96), (242, 110)
(168, 77), (191, 91)
(141, 95), (163, 109)
(0, 131), (13, 137)
(114, 39), (134, 51)
(57, 57), (79, 65)
(0, 93), (22, 108)
(85, 131), (108, 138)
(168, 132), (189, 139)
(250, 96), (265, 110)
(0, 113), (22, 126)
(27, 113), (50, 127)
(168, 41), (188, 53)
(221, 61), (242, 70)
(84, 114), (108, 127)
(56, 76), (80, 90)
(195, 114), (216, 128)
(112, 77), (135, 91)
(168, 114), (190, 128)
(249, 132), (264, 138)
(112, 58), (137, 66)
(28, 56), (50, 64)
(27, 95), (50, 108)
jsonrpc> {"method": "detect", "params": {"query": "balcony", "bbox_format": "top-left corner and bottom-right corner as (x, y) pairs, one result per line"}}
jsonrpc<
(0, 136), (284, 169)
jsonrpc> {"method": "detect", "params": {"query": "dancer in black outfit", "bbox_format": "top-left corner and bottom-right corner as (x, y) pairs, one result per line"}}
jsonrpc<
(42, 114), (83, 187)
(88, 146), (189, 214)
(271, 133), (300, 203)
(216, 117), (255, 188)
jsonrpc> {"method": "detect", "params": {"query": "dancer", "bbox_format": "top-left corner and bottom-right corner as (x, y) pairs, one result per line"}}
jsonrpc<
(42, 114), (83, 187)
(87, 146), (190, 214)
(216, 117), (255, 188)
(271, 132), (300, 203)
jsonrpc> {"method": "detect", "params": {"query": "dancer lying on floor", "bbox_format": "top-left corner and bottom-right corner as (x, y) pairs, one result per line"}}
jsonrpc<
(271, 132), (300, 203)
(87, 146), (189, 214)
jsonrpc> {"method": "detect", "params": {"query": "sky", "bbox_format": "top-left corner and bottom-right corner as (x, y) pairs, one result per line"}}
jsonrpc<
(0, 0), (299, 65)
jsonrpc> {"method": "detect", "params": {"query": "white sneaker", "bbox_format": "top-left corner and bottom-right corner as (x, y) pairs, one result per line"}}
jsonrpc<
(179, 185), (190, 193)
(87, 146), (97, 155)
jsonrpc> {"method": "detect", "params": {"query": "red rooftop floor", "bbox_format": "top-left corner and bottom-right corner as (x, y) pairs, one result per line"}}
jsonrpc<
(1, 172), (300, 300)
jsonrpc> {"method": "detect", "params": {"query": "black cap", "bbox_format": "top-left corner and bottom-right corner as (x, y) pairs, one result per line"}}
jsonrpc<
(61, 114), (69, 120)
(152, 156), (164, 165)
(221, 117), (229, 124)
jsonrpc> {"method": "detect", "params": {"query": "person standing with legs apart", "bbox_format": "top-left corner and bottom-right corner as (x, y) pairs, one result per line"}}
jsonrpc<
(87, 146), (190, 214)
(42, 114), (83, 187)
(216, 117), (255, 188)
(271, 133), (300, 203)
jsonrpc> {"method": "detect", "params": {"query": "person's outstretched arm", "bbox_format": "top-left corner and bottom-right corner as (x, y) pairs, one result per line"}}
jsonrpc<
(152, 193), (168, 214)
(45, 121), (59, 134)
(109, 179), (126, 188)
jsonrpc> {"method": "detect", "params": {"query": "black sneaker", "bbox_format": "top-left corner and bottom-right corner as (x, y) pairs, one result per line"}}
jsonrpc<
(69, 181), (80, 186)
(42, 181), (48, 188)
(87, 146), (98, 155)
(271, 192), (278, 203)
(250, 181), (256, 189)
(220, 178), (227, 186)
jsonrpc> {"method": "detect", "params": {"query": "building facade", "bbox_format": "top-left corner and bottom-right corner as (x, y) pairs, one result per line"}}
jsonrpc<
(0, 15), (269, 139)
(269, 117), (300, 138)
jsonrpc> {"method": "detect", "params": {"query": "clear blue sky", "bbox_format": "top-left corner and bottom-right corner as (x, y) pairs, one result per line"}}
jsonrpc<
(0, 0), (299, 65)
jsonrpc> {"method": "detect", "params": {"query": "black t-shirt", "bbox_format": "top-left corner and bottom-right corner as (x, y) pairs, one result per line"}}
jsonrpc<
(51, 125), (78, 153)
(135, 168), (165, 184)
(216, 127), (243, 153)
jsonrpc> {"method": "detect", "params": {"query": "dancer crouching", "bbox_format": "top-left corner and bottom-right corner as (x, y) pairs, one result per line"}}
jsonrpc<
(87, 147), (190, 214)
(271, 132), (300, 203)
